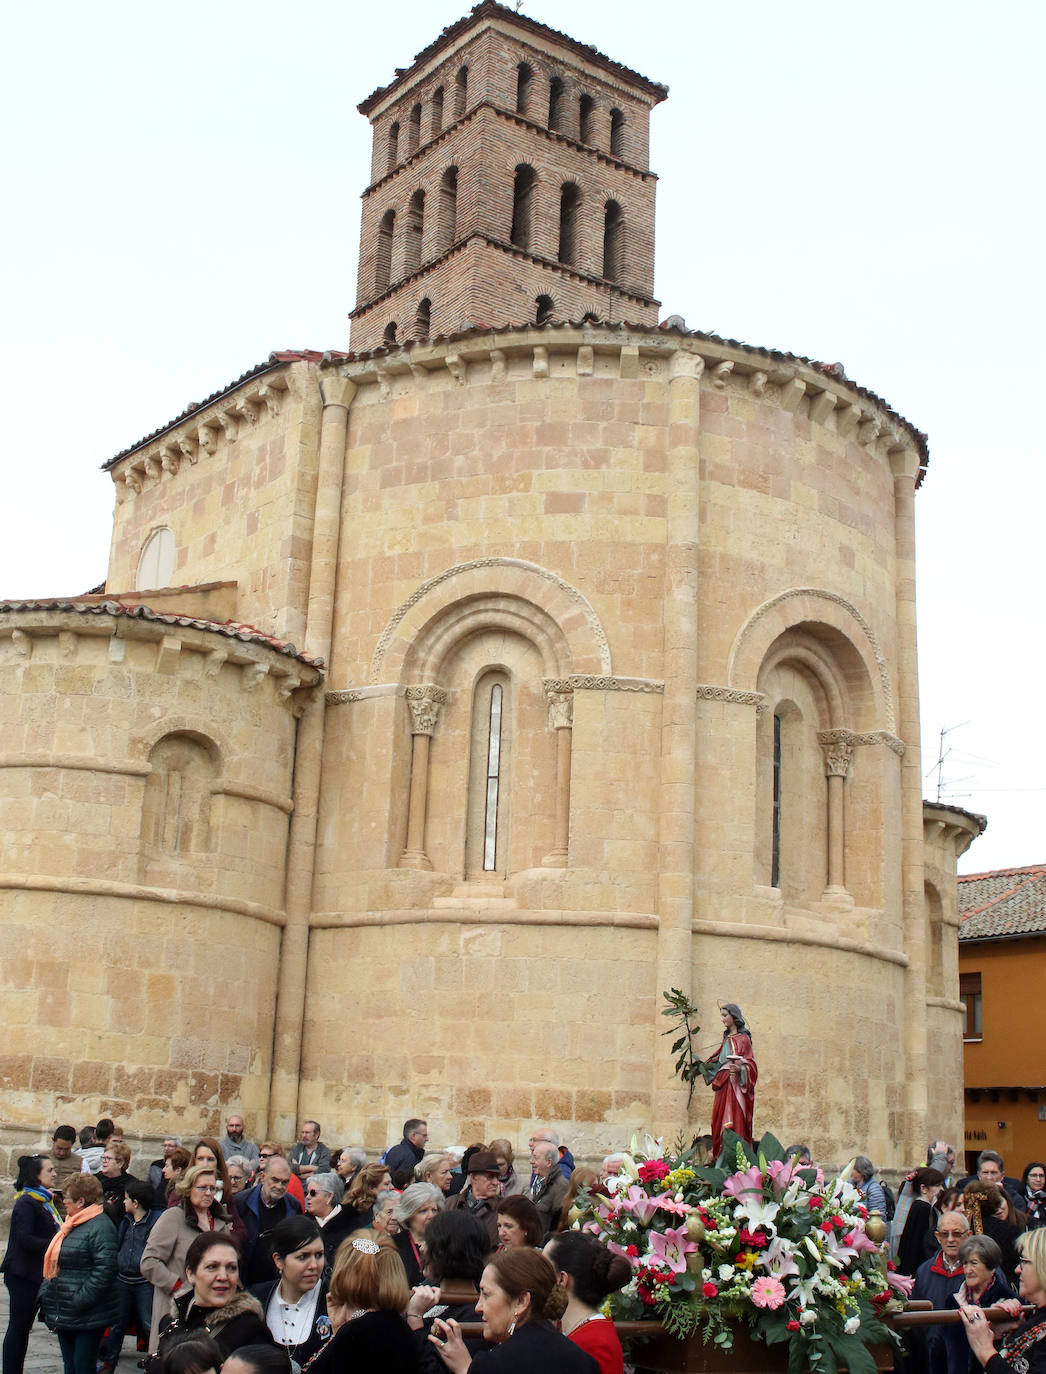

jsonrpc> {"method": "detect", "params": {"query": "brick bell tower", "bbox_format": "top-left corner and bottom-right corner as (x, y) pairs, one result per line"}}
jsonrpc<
(350, 1), (668, 351)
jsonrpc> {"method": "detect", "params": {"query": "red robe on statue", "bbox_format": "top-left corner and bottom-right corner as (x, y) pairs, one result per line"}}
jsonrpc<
(710, 1031), (757, 1159)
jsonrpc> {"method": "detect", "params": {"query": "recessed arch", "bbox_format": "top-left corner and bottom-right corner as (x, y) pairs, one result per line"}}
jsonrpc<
(130, 716), (228, 769)
(728, 587), (894, 732)
(370, 557), (612, 683)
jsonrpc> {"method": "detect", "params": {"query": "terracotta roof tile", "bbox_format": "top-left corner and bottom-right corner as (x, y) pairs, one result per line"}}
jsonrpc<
(958, 863), (1046, 941)
(0, 598), (324, 670)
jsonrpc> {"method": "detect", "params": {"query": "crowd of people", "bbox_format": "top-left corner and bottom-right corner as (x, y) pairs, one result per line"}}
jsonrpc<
(2, 1115), (1045, 1374)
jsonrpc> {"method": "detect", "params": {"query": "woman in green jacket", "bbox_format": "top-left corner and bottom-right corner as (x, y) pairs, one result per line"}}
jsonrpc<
(38, 1172), (119, 1374)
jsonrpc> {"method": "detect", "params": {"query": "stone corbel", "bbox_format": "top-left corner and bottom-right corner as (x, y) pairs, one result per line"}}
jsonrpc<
(375, 362), (393, 399)
(837, 403), (862, 439)
(712, 360), (733, 389)
(408, 360), (428, 386)
(217, 411), (239, 444)
(858, 414), (882, 445)
(10, 629), (32, 659)
(155, 636), (182, 675)
(233, 394), (258, 427)
(178, 437), (198, 467)
(143, 456), (161, 482)
(159, 445), (181, 477)
(202, 649), (227, 680)
(778, 376), (806, 413)
(241, 662), (269, 692)
(405, 684), (448, 736)
(808, 390), (838, 426)
(275, 674), (302, 705)
(197, 422), (219, 456)
(749, 370), (767, 396)
(58, 631), (77, 658)
(532, 346), (549, 378)
(122, 466), (142, 496)
(445, 354), (466, 386)
(489, 348), (507, 382)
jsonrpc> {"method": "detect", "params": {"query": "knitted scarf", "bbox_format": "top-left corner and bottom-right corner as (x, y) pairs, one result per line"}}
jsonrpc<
(18, 1185), (62, 1228)
(42, 1203), (104, 1279)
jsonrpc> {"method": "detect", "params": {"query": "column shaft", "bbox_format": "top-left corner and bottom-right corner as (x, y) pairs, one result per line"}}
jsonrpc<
(400, 733), (433, 869)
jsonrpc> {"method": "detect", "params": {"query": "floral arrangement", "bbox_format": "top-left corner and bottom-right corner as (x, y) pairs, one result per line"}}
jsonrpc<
(574, 1131), (913, 1374)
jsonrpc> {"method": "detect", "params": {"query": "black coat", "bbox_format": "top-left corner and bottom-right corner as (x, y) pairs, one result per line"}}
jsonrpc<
(469, 1320), (599, 1374)
(309, 1308), (419, 1373)
(394, 1229), (426, 1286)
(249, 1273), (332, 1366)
(157, 1289), (273, 1363)
(0, 1192), (59, 1284)
(317, 1207), (357, 1267)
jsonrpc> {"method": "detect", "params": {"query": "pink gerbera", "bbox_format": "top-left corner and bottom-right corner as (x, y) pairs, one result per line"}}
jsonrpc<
(750, 1276), (787, 1310)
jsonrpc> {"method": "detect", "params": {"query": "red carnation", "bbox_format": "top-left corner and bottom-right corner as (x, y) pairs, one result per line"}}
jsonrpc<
(626, 1245), (639, 1258)
(808, 1196), (824, 1209)
(831, 1216), (846, 1229)
(638, 1160), (670, 1184)
(739, 1227), (768, 1249)
(787, 1320), (800, 1331)
(702, 1282), (718, 1299)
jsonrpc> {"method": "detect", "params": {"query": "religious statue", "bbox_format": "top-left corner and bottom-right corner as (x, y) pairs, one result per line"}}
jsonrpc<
(707, 1003), (758, 1158)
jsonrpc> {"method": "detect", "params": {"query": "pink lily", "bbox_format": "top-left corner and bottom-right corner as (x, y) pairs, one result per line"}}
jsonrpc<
(843, 1227), (882, 1257)
(647, 1224), (698, 1274)
(886, 1269), (915, 1297)
(617, 1185), (660, 1225)
(766, 1158), (799, 1198)
(606, 1238), (640, 1266)
(723, 1165), (765, 1200)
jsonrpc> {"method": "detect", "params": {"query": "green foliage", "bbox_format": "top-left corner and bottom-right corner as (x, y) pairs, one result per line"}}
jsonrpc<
(660, 987), (714, 1107)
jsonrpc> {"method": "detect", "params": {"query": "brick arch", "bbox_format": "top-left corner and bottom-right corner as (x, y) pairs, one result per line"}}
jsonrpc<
(728, 587), (894, 733)
(370, 557), (612, 684)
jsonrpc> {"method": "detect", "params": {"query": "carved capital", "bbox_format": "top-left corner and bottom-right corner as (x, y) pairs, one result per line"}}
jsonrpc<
(819, 729), (854, 778)
(669, 350), (704, 382)
(405, 684), (448, 736)
(544, 685), (573, 730)
(319, 375), (358, 410)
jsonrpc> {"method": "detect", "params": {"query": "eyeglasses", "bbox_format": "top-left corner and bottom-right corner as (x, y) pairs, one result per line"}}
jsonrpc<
(193, 1184), (217, 1194)
(306, 1189), (325, 1197)
(937, 1230), (967, 1239)
(259, 1151), (276, 1159)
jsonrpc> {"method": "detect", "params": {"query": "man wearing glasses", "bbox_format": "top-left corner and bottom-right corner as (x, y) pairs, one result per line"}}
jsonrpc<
(240, 1155), (303, 1284)
(912, 1211), (971, 1373)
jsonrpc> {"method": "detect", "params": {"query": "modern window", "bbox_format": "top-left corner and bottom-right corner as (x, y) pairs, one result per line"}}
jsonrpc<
(961, 972), (983, 1039)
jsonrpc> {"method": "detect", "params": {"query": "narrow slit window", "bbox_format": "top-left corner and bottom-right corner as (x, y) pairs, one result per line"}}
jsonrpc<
(483, 684), (503, 871)
(771, 712), (782, 887)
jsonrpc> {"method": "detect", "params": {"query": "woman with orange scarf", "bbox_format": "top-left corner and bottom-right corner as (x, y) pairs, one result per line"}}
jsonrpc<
(38, 1173), (118, 1374)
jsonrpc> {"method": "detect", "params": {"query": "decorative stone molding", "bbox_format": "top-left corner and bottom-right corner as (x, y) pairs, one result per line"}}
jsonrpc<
(818, 727), (905, 757)
(543, 674), (664, 693)
(325, 683), (400, 705)
(405, 684), (448, 735)
(729, 586), (896, 733)
(326, 689), (365, 704)
(0, 754), (151, 777)
(371, 557), (612, 681)
(695, 684), (765, 708)
(211, 780), (294, 815)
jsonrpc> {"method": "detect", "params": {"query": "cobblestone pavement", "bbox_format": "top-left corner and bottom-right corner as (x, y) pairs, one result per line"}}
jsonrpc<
(0, 1285), (147, 1373)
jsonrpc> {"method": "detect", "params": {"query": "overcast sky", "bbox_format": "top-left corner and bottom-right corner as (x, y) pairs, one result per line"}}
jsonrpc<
(2, 0), (1042, 874)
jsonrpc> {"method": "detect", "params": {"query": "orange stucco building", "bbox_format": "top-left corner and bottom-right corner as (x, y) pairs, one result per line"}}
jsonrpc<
(959, 864), (1046, 1176)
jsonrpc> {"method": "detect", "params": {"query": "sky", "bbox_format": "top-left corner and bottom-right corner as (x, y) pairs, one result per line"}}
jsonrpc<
(2, 0), (1043, 874)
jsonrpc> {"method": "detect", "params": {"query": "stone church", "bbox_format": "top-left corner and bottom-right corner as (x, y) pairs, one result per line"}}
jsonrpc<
(0, 2), (984, 1166)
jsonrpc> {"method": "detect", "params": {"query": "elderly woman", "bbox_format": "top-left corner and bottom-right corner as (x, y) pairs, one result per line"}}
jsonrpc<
(417, 1154), (455, 1196)
(488, 1141), (524, 1199)
(305, 1172), (355, 1263)
(964, 1183), (1022, 1286)
(372, 1191), (401, 1240)
(430, 1247), (596, 1373)
(153, 1233), (271, 1366)
(2, 1154), (60, 1374)
(394, 1183), (444, 1286)
(335, 1148), (368, 1185)
(927, 1235), (1018, 1374)
(98, 1140), (135, 1223)
(961, 1227), (1046, 1373)
(309, 1236), (417, 1372)
(225, 1157), (254, 1196)
(141, 1165), (233, 1354)
(38, 1172), (119, 1374)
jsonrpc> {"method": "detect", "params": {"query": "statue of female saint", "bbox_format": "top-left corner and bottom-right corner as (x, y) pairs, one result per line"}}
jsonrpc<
(709, 1003), (757, 1158)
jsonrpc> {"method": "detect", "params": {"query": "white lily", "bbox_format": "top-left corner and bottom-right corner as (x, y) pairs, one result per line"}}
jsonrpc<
(734, 1197), (780, 1235)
